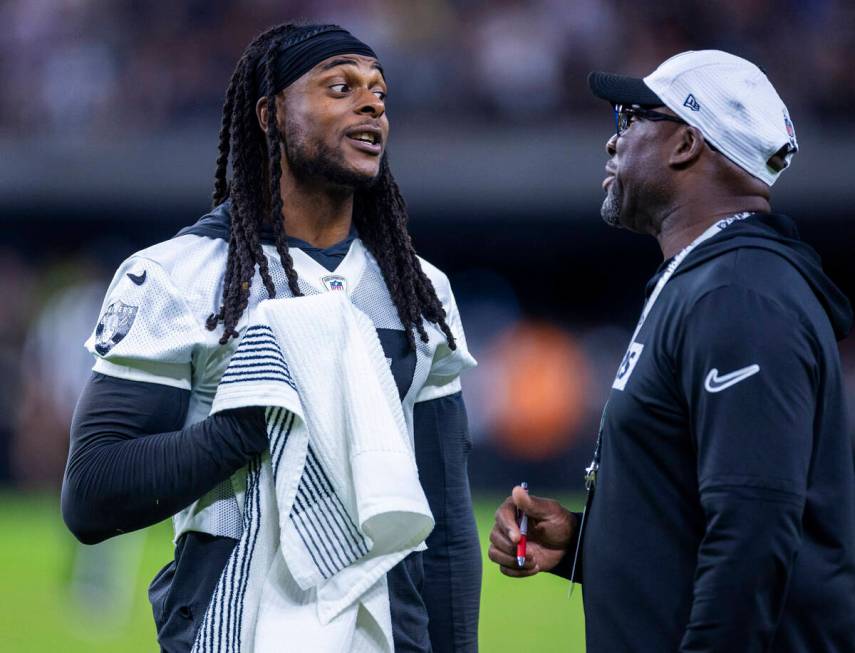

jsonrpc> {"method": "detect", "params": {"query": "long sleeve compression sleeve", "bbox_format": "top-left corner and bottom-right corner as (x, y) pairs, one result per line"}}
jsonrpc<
(62, 372), (267, 544)
(414, 392), (481, 652)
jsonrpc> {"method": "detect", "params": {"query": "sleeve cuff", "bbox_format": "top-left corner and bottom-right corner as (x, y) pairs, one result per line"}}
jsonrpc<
(92, 358), (192, 390)
(548, 511), (584, 582)
(415, 377), (462, 403)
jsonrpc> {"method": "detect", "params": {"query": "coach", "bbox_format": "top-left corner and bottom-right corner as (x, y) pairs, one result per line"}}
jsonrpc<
(489, 50), (855, 652)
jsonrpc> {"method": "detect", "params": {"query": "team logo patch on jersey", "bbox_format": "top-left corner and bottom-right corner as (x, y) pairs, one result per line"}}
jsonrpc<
(94, 300), (138, 355)
(321, 275), (347, 293)
(612, 342), (644, 391)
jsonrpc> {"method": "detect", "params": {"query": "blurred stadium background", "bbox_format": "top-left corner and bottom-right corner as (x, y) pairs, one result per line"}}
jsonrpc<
(1, 1), (854, 651)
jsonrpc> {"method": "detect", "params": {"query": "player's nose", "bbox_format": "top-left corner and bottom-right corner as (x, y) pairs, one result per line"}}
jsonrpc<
(606, 133), (618, 156)
(356, 89), (384, 118)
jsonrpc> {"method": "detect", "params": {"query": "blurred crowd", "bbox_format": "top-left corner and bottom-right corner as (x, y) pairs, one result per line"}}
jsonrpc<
(1, 0), (854, 137)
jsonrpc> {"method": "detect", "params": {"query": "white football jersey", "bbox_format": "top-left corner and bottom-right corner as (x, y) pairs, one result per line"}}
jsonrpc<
(86, 222), (475, 541)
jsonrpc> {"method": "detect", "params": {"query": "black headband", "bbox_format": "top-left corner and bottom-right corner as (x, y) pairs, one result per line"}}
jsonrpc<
(258, 25), (378, 97)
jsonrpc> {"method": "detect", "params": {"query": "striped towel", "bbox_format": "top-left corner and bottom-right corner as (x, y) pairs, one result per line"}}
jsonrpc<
(192, 292), (434, 653)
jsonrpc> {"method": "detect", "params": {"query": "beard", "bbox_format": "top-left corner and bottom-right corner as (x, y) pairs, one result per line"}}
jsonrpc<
(600, 180), (622, 228)
(283, 119), (379, 191)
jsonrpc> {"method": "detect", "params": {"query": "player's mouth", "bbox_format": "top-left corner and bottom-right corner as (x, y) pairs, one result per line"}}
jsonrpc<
(345, 125), (383, 155)
(603, 165), (617, 190)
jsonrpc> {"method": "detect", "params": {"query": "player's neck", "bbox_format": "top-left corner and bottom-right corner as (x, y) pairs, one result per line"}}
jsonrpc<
(278, 175), (354, 249)
(655, 195), (770, 259)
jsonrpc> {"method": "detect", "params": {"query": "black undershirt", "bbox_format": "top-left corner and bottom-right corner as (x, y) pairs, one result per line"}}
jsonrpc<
(62, 373), (267, 544)
(285, 228), (355, 271)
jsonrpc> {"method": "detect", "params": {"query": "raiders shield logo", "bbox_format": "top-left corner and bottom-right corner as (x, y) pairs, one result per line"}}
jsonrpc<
(321, 275), (347, 293)
(94, 300), (138, 355)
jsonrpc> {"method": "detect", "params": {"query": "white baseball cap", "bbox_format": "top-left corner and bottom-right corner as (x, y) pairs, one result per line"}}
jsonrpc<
(588, 50), (798, 186)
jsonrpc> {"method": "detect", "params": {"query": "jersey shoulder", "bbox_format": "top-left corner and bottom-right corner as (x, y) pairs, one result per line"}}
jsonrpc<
(130, 234), (227, 297)
(112, 233), (229, 328)
(417, 255), (454, 308)
(85, 232), (229, 388)
(414, 255), (477, 398)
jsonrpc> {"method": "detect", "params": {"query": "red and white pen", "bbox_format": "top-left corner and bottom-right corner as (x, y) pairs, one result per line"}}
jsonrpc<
(516, 481), (528, 568)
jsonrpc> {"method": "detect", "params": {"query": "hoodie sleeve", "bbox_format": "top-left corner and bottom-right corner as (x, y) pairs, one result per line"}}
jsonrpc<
(677, 285), (817, 652)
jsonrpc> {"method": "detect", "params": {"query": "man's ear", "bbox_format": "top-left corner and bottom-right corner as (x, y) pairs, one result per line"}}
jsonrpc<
(669, 125), (705, 167)
(256, 97), (269, 132)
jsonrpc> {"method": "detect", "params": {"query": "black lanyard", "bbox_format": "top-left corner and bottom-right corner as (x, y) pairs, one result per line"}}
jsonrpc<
(568, 400), (607, 585)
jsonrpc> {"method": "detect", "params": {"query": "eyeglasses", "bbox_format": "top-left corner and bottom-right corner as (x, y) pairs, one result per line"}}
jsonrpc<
(613, 104), (687, 138)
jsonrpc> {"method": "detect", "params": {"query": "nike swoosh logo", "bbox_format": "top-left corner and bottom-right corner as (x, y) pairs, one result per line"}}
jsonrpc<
(704, 364), (760, 393)
(126, 270), (147, 286)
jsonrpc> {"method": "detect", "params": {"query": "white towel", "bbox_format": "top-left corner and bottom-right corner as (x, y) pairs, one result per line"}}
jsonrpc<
(192, 292), (434, 653)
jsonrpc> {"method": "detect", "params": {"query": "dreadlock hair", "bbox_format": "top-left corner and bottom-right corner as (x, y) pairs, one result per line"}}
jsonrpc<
(205, 23), (456, 352)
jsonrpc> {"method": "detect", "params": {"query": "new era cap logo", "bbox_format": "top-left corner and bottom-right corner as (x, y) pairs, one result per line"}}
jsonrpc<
(683, 94), (701, 111)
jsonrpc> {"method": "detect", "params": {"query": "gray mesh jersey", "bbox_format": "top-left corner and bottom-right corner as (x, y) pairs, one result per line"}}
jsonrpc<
(85, 231), (476, 542)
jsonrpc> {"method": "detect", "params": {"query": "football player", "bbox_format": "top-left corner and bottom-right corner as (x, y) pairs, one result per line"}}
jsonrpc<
(62, 23), (480, 652)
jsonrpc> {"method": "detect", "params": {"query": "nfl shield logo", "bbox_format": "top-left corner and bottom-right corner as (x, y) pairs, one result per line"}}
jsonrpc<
(321, 275), (347, 293)
(94, 300), (138, 355)
(783, 110), (798, 150)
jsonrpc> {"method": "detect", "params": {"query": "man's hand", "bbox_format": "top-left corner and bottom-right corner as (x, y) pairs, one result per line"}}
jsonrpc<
(487, 486), (577, 578)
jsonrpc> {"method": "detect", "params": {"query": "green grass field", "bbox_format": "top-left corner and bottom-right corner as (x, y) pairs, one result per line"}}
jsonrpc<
(0, 493), (585, 652)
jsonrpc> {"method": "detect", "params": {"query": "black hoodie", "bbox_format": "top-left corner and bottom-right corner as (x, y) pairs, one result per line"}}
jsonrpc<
(575, 214), (855, 652)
